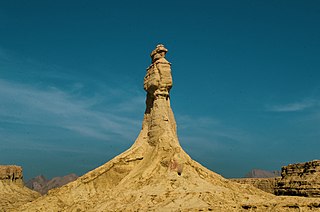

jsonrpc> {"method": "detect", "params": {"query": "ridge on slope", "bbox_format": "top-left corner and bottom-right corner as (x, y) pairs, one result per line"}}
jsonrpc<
(17, 45), (320, 211)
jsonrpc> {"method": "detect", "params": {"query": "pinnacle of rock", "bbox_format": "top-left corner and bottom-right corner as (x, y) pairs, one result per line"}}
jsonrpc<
(14, 45), (320, 211)
(145, 44), (172, 99)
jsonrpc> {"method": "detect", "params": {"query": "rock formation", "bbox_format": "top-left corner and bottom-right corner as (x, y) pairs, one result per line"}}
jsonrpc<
(0, 165), (23, 186)
(275, 160), (320, 197)
(25, 174), (78, 195)
(230, 178), (279, 194)
(15, 45), (320, 211)
(229, 169), (281, 194)
(0, 165), (40, 211)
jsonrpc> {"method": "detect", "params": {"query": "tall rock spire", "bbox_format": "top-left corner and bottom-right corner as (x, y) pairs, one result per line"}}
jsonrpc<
(17, 44), (320, 211)
(127, 44), (184, 179)
(115, 44), (185, 184)
(143, 44), (177, 146)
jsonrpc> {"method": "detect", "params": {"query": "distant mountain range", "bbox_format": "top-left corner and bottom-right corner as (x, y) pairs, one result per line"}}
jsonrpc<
(245, 169), (281, 178)
(25, 174), (78, 195)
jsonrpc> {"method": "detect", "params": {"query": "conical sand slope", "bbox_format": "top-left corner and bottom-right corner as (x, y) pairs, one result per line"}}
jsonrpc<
(17, 45), (320, 211)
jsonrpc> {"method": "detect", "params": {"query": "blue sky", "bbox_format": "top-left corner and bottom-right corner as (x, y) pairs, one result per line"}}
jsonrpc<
(0, 0), (319, 180)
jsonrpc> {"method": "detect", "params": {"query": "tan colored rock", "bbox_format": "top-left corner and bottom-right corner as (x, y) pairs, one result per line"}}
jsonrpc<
(0, 165), (23, 186)
(15, 45), (320, 211)
(144, 44), (172, 99)
(275, 160), (320, 197)
(0, 165), (40, 211)
(230, 178), (279, 194)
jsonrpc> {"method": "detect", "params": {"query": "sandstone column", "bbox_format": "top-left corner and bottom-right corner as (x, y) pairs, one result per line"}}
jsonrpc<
(122, 44), (185, 182)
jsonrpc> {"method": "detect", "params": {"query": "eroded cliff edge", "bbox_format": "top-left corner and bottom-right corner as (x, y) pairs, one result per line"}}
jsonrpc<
(275, 160), (320, 197)
(0, 165), (40, 211)
(231, 160), (320, 198)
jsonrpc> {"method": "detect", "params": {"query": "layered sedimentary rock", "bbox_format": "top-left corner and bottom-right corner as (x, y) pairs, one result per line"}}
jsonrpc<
(16, 45), (320, 211)
(230, 169), (281, 194)
(0, 165), (40, 211)
(275, 160), (320, 197)
(230, 178), (279, 194)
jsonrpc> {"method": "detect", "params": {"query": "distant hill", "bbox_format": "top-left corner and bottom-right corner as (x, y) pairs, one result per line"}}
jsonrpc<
(25, 174), (78, 195)
(245, 169), (281, 178)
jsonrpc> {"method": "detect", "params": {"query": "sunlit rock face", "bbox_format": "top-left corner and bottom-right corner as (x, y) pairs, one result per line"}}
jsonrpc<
(230, 178), (279, 194)
(0, 165), (23, 186)
(144, 44), (172, 98)
(275, 160), (320, 197)
(0, 165), (40, 211)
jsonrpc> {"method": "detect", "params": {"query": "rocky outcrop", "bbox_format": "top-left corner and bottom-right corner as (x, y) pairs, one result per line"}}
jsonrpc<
(230, 178), (279, 194)
(25, 174), (78, 195)
(0, 165), (40, 211)
(229, 169), (280, 194)
(16, 45), (320, 211)
(0, 165), (23, 186)
(275, 160), (320, 197)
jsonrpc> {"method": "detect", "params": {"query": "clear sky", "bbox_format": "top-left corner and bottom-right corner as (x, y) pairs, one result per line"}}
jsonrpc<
(0, 0), (319, 180)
